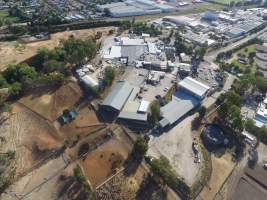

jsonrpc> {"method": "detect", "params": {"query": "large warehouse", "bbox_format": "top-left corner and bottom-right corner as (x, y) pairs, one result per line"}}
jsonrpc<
(97, 0), (175, 18)
(178, 77), (210, 100)
(159, 77), (210, 128)
(101, 81), (135, 113)
(101, 81), (149, 124)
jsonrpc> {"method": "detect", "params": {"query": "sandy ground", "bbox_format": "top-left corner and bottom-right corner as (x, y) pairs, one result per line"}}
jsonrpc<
(0, 155), (71, 200)
(0, 27), (116, 70)
(96, 163), (150, 200)
(80, 132), (132, 188)
(0, 103), (61, 177)
(19, 81), (83, 122)
(198, 153), (235, 200)
(147, 114), (201, 186)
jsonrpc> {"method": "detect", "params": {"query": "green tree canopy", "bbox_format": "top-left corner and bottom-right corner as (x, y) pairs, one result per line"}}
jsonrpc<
(103, 66), (115, 87)
(132, 137), (148, 160)
(60, 36), (97, 66)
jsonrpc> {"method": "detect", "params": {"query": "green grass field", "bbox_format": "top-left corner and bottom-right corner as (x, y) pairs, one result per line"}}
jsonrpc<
(0, 10), (20, 26)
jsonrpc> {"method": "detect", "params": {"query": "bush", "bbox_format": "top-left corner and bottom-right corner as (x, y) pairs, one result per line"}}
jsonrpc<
(103, 66), (115, 87)
(132, 137), (148, 160)
(73, 166), (96, 200)
(149, 156), (190, 199)
(150, 102), (161, 123)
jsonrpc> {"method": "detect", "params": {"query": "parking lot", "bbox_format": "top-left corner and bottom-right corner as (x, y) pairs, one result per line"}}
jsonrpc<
(123, 67), (175, 102)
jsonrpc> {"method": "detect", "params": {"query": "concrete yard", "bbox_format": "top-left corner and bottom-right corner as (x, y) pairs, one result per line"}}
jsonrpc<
(147, 114), (200, 186)
(123, 67), (175, 102)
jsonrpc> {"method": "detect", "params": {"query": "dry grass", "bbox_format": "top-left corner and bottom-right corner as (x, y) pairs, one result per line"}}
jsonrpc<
(19, 81), (83, 122)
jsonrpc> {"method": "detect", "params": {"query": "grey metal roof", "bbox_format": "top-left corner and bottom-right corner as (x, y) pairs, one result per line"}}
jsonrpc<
(179, 77), (210, 98)
(121, 46), (147, 63)
(118, 112), (148, 121)
(160, 91), (200, 126)
(102, 81), (134, 111)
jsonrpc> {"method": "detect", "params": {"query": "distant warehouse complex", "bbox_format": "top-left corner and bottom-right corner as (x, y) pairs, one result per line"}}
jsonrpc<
(97, 0), (176, 17)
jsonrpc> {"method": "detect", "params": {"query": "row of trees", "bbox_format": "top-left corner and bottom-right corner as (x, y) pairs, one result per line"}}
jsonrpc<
(33, 36), (97, 71)
(131, 22), (162, 37)
(217, 91), (244, 132)
(149, 156), (191, 199)
(0, 36), (98, 99)
(232, 73), (267, 95)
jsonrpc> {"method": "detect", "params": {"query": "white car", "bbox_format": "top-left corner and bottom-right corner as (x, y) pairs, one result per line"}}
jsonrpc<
(163, 87), (169, 92)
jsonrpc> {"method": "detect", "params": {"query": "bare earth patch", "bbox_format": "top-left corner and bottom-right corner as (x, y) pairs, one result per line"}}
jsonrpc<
(0, 103), (61, 178)
(19, 81), (83, 122)
(0, 27), (116, 71)
(198, 153), (235, 200)
(148, 114), (201, 186)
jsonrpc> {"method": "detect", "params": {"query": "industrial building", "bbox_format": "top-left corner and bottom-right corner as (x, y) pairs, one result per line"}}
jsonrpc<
(159, 77), (210, 128)
(97, 0), (175, 18)
(254, 95), (267, 127)
(101, 81), (136, 113)
(76, 65), (99, 88)
(101, 81), (150, 124)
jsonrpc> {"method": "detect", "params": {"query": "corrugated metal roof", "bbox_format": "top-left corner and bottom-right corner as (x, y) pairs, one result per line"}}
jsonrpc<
(160, 91), (200, 126)
(179, 77), (210, 98)
(121, 46), (147, 62)
(118, 112), (147, 121)
(102, 81), (134, 111)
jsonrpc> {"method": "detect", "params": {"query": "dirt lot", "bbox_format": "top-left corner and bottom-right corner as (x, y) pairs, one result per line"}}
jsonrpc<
(147, 114), (201, 186)
(79, 126), (133, 189)
(198, 153), (235, 200)
(0, 155), (73, 200)
(96, 163), (153, 200)
(0, 27), (116, 70)
(0, 103), (62, 177)
(57, 104), (103, 140)
(19, 81), (83, 122)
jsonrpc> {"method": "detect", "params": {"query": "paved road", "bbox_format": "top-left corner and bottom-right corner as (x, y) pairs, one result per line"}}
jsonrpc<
(204, 26), (267, 65)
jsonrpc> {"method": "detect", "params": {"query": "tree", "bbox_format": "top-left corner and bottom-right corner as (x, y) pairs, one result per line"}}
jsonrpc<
(195, 47), (207, 61)
(60, 36), (97, 66)
(103, 66), (115, 87)
(3, 64), (38, 87)
(150, 102), (161, 123)
(255, 76), (267, 93)
(228, 105), (243, 131)
(132, 137), (148, 160)
(9, 82), (22, 96)
(198, 106), (206, 118)
(43, 59), (65, 73)
(245, 119), (256, 132)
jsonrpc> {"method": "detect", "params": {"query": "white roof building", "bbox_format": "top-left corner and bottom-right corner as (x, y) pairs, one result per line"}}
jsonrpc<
(120, 37), (145, 46)
(254, 96), (267, 127)
(138, 100), (150, 113)
(81, 75), (99, 88)
(178, 77), (210, 99)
